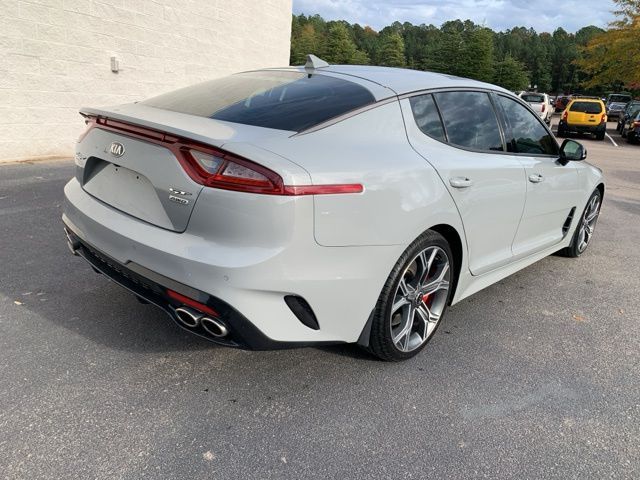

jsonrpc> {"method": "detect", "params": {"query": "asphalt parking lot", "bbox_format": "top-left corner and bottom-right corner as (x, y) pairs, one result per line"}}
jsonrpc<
(1, 118), (639, 479)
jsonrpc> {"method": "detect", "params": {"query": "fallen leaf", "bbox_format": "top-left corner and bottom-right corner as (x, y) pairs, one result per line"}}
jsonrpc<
(618, 308), (625, 315)
(13, 301), (23, 306)
(203, 451), (215, 462)
(572, 314), (586, 322)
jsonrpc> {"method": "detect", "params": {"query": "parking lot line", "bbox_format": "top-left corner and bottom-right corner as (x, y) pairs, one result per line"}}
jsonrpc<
(606, 132), (619, 147)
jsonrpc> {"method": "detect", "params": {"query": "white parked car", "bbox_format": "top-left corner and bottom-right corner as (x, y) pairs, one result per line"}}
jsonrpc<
(63, 57), (604, 361)
(520, 92), (553, 125)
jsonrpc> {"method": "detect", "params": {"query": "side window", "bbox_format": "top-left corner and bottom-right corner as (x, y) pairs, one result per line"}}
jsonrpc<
(409, 94), (446, 142)
(497, 95), (559, 156)
(433, 91), (503, 151)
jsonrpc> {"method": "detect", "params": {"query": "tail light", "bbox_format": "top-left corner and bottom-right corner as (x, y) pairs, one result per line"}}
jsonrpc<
(541, 103), (546, 113)
(82, 116), (363, 196)
(562, 110), (568, 121)
(633, 121), (640, 128)
(600, 114), (607, 124)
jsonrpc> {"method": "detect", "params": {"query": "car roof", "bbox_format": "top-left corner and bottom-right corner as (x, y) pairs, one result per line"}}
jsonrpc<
(569, 98), (604, 103)
(258, 65), (512, 98)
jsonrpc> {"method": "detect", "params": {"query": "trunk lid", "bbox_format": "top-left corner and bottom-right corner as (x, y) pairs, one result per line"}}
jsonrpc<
(76, 103), (295, 232)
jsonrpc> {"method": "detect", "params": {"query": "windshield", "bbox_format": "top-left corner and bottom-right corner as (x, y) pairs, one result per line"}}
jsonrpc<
(521, 94), (545, 103)
(570, 101), (603, 114)
(142, 71), (376, 132)
(609, 94), (631, 103)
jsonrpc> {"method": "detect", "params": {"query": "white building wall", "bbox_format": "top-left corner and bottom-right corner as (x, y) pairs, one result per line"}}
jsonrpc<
(0, 0), (292, 162)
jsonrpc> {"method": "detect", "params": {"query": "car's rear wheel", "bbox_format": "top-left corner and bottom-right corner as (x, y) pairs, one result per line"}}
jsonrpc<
(367, 231), (453, 361)
(595, 131), (605, 141)
(559, 189), (601, 258)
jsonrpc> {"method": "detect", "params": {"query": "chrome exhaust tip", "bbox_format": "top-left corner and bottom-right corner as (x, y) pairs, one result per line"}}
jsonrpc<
(174, 306), (202, 328)
(201, 317), (229, 338)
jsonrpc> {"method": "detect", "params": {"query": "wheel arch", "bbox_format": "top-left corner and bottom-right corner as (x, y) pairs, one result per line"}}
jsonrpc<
(357, 222), (465, 347)
(429, 223), (463, 305)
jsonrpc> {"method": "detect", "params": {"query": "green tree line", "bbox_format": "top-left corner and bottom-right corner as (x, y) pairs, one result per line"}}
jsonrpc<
(290, 15), (608, 93)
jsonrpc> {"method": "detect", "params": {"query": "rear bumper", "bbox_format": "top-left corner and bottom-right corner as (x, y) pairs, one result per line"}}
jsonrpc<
(559, 120), (605, 134)
(63, 178), (402, 347)
(63, 225), (338, 350)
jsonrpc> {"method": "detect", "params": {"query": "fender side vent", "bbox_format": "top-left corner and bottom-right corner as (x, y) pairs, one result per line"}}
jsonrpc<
(284, 295), (320, 330)
(562, 207), (576, 237)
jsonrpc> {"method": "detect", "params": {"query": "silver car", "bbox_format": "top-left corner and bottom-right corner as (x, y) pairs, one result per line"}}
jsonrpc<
(63, 57), (604, 361)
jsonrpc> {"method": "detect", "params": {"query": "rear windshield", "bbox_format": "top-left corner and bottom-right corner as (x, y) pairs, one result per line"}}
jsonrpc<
(141, 71), (376, 132)
(569, 101), (603, 114)
(609, 94), (631, 103)
(521, 94), (545, 103)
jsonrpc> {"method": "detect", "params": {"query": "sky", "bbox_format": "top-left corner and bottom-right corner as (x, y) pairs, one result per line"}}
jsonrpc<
(292, 0), (616, 33)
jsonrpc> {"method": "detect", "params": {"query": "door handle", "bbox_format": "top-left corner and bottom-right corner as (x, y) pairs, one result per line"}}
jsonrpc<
(449, 177), (473, 188)
(528, 173), (544, 183)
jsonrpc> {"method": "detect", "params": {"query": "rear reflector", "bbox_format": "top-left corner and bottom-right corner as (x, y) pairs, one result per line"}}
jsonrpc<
(82, 116), (364, 196)
(283, 184), (364, 195)
(166, 289), (218, 316)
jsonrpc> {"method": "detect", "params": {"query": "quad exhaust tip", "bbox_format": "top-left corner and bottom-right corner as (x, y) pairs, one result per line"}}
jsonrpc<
(174, 306), (228, 338)
(200, 317), (229, 338)
(174, 306), (201, 328)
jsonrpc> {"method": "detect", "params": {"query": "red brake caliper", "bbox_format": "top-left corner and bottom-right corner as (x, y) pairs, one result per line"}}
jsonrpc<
(422, 293), (431, 306)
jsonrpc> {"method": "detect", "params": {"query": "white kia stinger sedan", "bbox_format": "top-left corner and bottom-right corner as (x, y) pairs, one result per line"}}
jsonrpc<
(63, 56), (604, 360)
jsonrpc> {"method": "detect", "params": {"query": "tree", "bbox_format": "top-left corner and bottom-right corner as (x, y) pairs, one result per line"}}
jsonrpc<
(493, 55), (530, 91)
(324, 23), (365, 64)
(462, 25), (494, 82)
(377, 32), (406, 67)
(290, 24), (323, 65)
(577, 0), (640, 89)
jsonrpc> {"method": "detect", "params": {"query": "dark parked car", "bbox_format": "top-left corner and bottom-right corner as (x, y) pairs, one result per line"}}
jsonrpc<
(605, 93), (632, 119)
(621, 109), (640, 143)
(616, 101), (640, 132)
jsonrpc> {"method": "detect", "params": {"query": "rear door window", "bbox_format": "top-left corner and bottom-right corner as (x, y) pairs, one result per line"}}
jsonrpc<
(142, 71), (376, 132)
(409, 94), (446, 142)
(569, 102), (603, 114)
(496, 95), (559, 156)
(433, 91), (504, 151)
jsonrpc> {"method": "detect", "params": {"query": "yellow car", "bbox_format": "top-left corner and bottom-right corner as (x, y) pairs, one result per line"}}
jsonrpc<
(557, 98), (607, 140)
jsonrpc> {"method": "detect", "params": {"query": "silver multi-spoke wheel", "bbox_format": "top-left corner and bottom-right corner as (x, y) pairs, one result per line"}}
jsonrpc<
(577, 194), (600, 253)
(390, 246), (451, 352)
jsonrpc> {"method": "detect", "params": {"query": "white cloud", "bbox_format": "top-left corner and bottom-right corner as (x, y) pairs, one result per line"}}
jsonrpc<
(293, 0), (616, 32)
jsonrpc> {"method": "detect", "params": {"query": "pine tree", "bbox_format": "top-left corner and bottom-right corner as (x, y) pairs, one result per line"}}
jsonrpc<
(291, 24), (323, 65)
(324, 23), (358, 64)
(493, 55), (530, 91)
(377, 32), (406, 67)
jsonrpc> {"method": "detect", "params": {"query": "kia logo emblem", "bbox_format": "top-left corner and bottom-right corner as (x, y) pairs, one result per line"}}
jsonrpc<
(109, 142), (125, 157)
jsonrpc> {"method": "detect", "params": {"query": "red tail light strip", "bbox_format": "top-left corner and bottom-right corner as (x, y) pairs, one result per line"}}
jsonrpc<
(82, 116), (364, 196)
(166, 289), (219, 316)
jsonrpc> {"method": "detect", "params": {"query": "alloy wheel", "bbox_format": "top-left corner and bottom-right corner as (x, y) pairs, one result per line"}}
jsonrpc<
(577, 194), (600, 253)
(390, 246), (451, 352)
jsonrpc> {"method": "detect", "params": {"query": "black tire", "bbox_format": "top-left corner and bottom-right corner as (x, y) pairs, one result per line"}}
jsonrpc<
(367, 230), (454, 361)
(557, 128), (566, 138)
(595, 131), (605, 141)
(558, 189), (602, 258)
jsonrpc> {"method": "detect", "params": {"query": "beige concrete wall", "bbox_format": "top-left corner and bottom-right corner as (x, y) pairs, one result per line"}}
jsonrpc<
(0, 0), (292, 162)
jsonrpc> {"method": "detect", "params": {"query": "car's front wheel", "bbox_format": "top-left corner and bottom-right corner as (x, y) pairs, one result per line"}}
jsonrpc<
(367, 230), (454, 361)
(560, 189), (602, 257)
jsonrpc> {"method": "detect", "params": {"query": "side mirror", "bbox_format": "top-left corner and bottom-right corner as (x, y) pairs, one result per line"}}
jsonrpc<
(559, 139), (587, 163)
